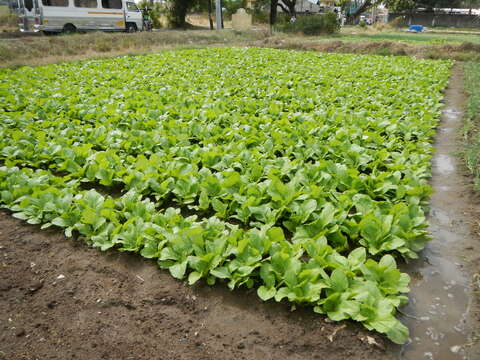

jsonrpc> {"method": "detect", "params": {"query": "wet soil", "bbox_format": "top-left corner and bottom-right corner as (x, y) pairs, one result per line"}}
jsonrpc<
(397, 65), (480, 360)
(1, 67), (480, 360)
(0, 211), (395, 360)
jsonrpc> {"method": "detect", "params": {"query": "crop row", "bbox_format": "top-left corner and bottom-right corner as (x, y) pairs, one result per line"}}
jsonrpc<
(0, 165), (409, 343)
(0, 48), (452, 343)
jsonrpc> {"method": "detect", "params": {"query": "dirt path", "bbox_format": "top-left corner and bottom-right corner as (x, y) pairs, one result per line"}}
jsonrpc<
(1, 66), (479, 360)
(393, 65), (480, 360)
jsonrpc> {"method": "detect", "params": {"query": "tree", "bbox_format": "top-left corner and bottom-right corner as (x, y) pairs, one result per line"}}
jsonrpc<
(168, 0), (217, 29)
(270, 0), (278, 25)
(268, 0), (296, 22)
(277, 0), (296, 16)
(168, 0), (190, 28)
(343, 0), (468, 22)
(383, 0), (415, 12)
(138, 0), (164, 28)
(207, 0), (214, 30)
(342, 1), (381, 23)
(384, 0), (469, 11)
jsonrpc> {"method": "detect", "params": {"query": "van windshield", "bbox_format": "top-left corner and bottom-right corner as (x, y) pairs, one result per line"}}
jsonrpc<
(24, 0), (33, 11)
(127, 2), (138, 11)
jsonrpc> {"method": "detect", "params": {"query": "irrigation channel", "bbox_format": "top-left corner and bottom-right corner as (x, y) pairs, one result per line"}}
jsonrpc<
(398, 66), (475, 360)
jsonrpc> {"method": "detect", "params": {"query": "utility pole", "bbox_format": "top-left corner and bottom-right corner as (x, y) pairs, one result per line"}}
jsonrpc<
(216, 0), (222, 30)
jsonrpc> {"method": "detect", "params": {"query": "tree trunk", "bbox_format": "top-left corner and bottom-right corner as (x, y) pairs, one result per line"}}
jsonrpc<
(270, 0), (278, 25)
(221, 0), (224, 28)
(208, 0), (213, 30)
(280, 0), (296, 17)
(169, 0), (189, 28)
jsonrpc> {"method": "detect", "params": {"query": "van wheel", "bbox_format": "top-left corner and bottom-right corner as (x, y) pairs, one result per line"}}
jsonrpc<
(126, 23), (137, 33)
(63, 24), (76, 34)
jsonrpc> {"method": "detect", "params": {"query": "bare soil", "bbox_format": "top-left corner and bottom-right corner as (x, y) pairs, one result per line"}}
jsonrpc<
(396, 65), (480, 360)
(0, 210), (395, 360)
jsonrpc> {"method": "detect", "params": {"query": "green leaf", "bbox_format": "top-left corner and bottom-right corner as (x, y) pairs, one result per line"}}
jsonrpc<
(188, 271), (202, 285)
(330, 269), (348, 293)
(267, 227), (285, 243)
(169, 261), (187, 280)
(81, 208), (97, 225)
(348, 247), (366, 270)
(257, 286), (276, 301)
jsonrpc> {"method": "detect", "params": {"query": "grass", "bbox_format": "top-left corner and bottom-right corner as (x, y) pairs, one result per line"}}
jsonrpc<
(0, 29), (268, 67)
(0, 5), (9, 16)
(0, 5), (16, 32)
(1, 25), (480, 68)
(336, 32), (480, 45)
(462, 61), (480, 189)
(430, 26), (480, 33)
(328, 26), (480, 45)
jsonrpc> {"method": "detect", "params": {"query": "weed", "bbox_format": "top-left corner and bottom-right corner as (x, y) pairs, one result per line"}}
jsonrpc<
(462, 62), (480, 188)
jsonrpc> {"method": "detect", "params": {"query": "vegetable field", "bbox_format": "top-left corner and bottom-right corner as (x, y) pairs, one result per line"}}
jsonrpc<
(0, 48), (451, 344)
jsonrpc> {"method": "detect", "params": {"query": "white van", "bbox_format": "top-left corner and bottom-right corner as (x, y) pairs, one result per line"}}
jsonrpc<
(16, 0), (144, 34)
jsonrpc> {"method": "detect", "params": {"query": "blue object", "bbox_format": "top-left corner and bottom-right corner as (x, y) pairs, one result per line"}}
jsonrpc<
(408, 25), (424, 33)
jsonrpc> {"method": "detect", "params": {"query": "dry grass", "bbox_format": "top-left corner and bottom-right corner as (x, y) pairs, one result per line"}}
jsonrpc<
(252, 35), (480, 62)
(0, 29), (269, 68)
(1, 27), (479, 69)
(0, 5), (9, 15)
(0, 6), (17, 33)
(186, 13), (234, 29)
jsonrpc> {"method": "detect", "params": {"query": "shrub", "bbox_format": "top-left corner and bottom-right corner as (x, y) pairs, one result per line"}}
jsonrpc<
(223, 0), (246, 20)
(0, 13), (17, 30)
(167, 0), (189, 28)
(275, 12), (340, 35)
(253, 10), (268, 24)
(389, 16), (407, 28)
(138, 0), (164, 29)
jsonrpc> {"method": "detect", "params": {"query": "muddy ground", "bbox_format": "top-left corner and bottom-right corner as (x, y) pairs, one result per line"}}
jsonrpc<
(0, 210), (396, 360)
(394, 65), (480, 360)
(1, 65), (480, 360)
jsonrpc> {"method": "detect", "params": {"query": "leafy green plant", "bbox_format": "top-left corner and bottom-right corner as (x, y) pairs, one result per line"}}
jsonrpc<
(0, 48), (452, 344)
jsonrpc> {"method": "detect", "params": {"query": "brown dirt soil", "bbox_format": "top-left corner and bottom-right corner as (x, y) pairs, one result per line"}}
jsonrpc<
(397, 65), (480, 360)
(0, 210), (395, 360)
(441, 66), (480, 358)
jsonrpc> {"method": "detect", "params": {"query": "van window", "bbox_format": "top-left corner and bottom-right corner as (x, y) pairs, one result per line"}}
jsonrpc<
(126, 2), (138, 11)
(42, 0), (69, 6)
(24, 0), (33, 10)
(74, 0), (97, 7)
(101, 0), (121, 9)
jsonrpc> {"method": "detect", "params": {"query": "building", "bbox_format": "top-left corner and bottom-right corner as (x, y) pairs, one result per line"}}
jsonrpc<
(277, 0), (337, 14)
